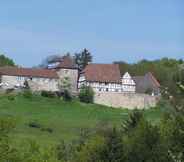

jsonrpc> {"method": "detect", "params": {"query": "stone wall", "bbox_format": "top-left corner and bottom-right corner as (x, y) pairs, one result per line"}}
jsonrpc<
(94, 92), (159, 109)
(57, 69), (78, 93)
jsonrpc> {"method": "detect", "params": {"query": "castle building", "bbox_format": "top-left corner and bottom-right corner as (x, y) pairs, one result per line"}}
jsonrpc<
(78, 64), (160, 95)
(78, 64), (136, 93)
(0, 56), (79, 93)
(0, 57), (160, 97)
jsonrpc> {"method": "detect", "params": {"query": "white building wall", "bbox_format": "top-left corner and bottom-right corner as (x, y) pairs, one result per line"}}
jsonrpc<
(78, 72), (136, 93)
(0, 75), (59, 92)
(1, 75), (25, 88)
(78, 75), (122, 92)
(121, 72), (136, 93)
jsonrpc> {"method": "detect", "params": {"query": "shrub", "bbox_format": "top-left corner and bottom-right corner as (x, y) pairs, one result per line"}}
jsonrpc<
(28, 121), (41, 129)
(41, 90), (56, 98)
(41, 127), (53, 133)
(122, 109), (144, 133)
(63, 89), (72, 101)
(79, 86), (94, 103)
(5, 88), (14, 94)
(7, 95), (15, 101)
(23, 80), (30, 89)
(22, 90), (33, 99)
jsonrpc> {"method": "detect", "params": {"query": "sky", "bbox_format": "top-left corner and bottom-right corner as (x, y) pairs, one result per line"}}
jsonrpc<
(0, 0), (183, 67)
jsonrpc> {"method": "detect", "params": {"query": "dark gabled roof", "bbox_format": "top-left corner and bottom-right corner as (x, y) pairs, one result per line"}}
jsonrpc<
(0, 67), (58, 78)
(56, 56), (77, 69)
(82, 64), (121, 83)
(133, 72), (160, 93)
(146, 72), (160, 87)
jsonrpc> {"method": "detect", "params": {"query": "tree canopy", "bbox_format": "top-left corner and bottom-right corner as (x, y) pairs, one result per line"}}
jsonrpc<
(74, 48), (92, 70)
(0, 54), (15, 67)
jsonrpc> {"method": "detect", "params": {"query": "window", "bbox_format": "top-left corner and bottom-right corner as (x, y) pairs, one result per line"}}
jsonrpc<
(17, 76), (25, 81)
(64, 69), (69, 74)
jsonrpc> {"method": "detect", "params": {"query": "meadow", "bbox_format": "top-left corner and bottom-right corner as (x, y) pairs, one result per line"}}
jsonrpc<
(0, 94), (164, 146)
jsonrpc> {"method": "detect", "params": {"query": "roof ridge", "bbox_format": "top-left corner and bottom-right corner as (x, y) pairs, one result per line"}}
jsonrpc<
(146, 72), (160, 87)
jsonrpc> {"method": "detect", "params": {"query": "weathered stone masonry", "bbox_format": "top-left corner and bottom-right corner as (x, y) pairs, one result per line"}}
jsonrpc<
(94, 92), (159, 109)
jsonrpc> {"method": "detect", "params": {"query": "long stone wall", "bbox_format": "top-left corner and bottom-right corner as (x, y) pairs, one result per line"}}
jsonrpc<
(94, 92), (159, 109)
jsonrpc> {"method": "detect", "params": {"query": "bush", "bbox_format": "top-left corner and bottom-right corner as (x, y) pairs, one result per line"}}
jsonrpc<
(63, 89), (72, 101)
(79, 86), (94, 103)
(28, 121), (41, 129)
(41, 90), (56, 98)
(22, 90), (33, 99)
(7, 95), (15, 101)
(23, 80), (30, 89)
(122, 109), (144, 133)
(41, 127), (53, 133)
(5, 88), (14, 94)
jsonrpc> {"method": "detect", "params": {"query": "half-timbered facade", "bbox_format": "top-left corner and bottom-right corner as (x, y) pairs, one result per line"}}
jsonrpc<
(78, 64), (136, 93)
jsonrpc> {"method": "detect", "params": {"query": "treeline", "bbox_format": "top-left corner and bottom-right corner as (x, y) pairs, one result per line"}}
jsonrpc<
(1, 109), (184, 162)
(0, 54), (15, 67)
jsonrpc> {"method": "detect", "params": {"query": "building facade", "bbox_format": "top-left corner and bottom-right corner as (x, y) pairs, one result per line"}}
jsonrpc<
(78, 64), (136, 93)
(0, 58), (160, 97)
(0, 56), (79, 93)
(78, 64), (160, 95)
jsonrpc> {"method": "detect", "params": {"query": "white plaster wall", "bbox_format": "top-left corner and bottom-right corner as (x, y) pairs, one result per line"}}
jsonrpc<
(1, 75), (59, 91)
(1, 75), (25, 88)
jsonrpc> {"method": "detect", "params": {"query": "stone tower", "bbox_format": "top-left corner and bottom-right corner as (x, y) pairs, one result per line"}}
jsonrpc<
(48, 56), (79, 93)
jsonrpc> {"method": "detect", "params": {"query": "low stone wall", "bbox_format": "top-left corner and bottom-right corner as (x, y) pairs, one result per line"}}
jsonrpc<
(94, 92), (159, 109)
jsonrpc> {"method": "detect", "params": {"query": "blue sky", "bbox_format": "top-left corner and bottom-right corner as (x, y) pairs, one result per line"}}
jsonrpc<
(0, 0), (183, 67)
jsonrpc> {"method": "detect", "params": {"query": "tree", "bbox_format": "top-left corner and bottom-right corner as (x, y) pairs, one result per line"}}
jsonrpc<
(125, 119), (170, 162)
(74, 49), (92, 70)
(102, 127), (125, 162)
(122, 109), (144, 133)
(0, 54), (15, 67)
(79, 86), (94, 103)
(58, 76), (72, 101)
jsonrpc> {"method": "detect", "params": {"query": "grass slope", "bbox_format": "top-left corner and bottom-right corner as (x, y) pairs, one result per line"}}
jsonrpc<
(0, 95), (164, 146)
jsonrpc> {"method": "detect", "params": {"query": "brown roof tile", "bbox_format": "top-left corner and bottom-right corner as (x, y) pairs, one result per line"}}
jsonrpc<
(56, 56), (77, 69)
(0, 67), (58, 78)
(82, 64), (121, 83)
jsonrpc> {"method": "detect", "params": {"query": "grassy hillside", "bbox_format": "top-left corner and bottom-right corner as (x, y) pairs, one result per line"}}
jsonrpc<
(0, 94), (164, 146)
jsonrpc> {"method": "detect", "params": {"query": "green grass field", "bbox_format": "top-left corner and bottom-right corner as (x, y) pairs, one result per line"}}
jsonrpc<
(0, 94), (164, 146)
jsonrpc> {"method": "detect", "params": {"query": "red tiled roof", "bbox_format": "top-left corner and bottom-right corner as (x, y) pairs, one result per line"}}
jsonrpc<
(82, 64), (121, 83)
(0, 67), (58, 78)
(56, 56), (77, 69)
